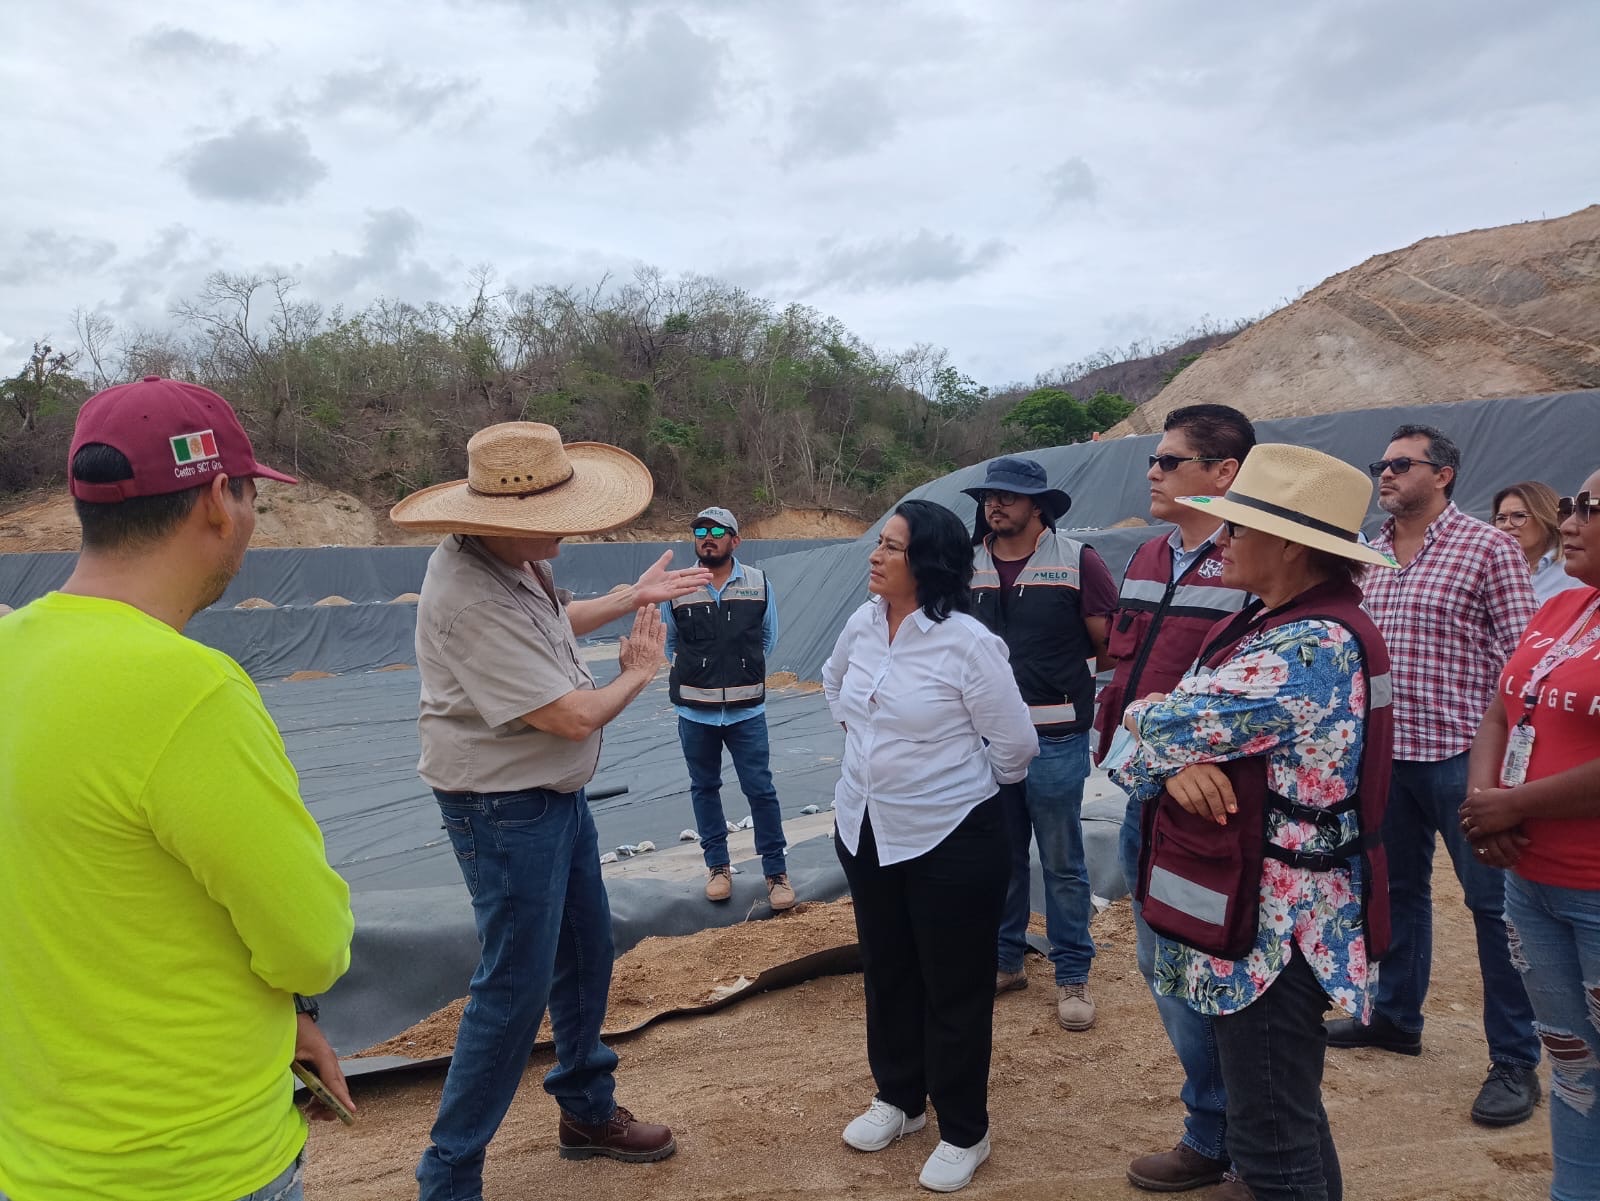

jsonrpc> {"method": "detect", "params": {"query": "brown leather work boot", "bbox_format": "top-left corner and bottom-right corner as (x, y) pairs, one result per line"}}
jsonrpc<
(994, 967), (1028, 995)
(705, 864), (732, 902)
(1126, 1141), (1230, 1191)
(766, 873), (796, 911)
(1212, 1171), (1256, 1199)
(557, 1105), (676, 1163)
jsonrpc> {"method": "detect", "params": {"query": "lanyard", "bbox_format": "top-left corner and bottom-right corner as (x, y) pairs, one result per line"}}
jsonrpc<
(1516, 594), (1600, 724)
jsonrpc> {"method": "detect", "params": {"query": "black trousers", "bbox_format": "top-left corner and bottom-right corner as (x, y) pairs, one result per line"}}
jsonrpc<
(836, 797), (1009, 1149)
(1212, 950), (1343, 1201)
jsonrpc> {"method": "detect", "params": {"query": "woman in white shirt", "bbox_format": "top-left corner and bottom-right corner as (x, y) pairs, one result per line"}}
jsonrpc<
(823, 499), (1037, 1194)
(1494, 480), (1588, 605)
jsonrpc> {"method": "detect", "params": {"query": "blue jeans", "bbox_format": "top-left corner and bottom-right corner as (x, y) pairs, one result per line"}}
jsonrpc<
(997, 730), (1095, 985)
(1376, 755), (1540, 1067)
(416, 787), (620, 1201)
(679, 714), (787, 878)
(1504, 874), (1600, 1201)
(1119, 788), (1229, 1161)
(234, 1153), (304, 1201)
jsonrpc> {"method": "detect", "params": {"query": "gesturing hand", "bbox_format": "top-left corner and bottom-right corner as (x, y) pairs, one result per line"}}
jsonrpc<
(633, 551), (713, 605)
(618, 605), (668, 677)
(1167, 763), (1237, 825)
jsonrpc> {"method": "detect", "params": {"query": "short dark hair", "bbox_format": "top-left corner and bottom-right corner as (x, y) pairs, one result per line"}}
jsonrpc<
(894, 499), (972, 623)
(1389, 423), (1460, 499)
(71, 444), (245, 551)
(1164, 404), (1256, 464)
(1304, 546), (1363, 588)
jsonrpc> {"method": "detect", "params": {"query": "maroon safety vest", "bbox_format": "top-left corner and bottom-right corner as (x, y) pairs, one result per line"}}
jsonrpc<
(1134, 577), (1394, 961)
(1092, 534), (1248, 764)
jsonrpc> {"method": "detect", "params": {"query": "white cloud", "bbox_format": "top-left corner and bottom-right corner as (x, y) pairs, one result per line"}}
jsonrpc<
(177, 119), (329, 205)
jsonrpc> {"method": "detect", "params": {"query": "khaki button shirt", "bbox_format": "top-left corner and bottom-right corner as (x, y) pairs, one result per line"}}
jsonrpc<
(415, 536), (600, 794)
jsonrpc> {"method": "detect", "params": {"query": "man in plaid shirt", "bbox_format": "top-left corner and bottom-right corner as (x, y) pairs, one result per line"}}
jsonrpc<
(1326, 423), (1542, 1127)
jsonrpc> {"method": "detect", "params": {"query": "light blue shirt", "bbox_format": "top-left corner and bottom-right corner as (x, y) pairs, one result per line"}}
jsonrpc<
(1168, 525), (1222, 579)
(1531, 551), (1587, 606)
(662, 557), (780, 726)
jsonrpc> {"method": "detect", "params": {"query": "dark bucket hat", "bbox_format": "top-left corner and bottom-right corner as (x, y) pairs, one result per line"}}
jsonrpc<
(960, 456), (1072, 521)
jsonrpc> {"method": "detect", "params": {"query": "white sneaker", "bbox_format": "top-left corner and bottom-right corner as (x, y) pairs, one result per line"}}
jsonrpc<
(918, 1135), (991, 1192)
(842, 1098), (927, 1151)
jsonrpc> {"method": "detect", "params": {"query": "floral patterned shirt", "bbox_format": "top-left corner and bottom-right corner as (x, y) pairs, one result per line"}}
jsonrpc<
(1114, 618), (1376, 1018)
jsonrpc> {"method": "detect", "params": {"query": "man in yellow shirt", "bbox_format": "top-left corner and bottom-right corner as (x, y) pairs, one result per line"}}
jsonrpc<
(0, 378), (356, 1201)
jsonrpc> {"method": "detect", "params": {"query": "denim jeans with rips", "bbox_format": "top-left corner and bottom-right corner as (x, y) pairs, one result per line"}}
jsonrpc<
(997, 730), (1095, 985)
(679, 713), (788, 878)
(1504, 873), (1600, 1201)
(416, 787), (620, 1201)
(1119, 787), (1229, 1161)
(1376, 754), (1540, 1068)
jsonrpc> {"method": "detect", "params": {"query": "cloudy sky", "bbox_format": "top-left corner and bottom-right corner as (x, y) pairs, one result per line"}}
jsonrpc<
(2, 0), (1596, 387)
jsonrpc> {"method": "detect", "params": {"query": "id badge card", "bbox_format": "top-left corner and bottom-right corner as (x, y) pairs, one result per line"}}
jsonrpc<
(1500, 722), (1536, 787)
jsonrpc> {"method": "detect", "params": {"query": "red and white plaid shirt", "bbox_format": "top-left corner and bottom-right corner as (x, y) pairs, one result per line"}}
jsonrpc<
(1363, 503), (1537, 761)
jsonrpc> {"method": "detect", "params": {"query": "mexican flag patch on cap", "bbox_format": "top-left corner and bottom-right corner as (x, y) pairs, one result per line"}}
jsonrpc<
(171, 430), (219, 464)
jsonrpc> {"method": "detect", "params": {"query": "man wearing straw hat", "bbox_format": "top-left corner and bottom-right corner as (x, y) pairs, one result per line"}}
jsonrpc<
(391, 421), (712, 1198)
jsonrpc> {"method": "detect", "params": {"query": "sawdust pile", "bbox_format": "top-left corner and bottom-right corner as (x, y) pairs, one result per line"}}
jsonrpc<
(1115, 204), (1600, 433)
(357, 900), (861, 1062)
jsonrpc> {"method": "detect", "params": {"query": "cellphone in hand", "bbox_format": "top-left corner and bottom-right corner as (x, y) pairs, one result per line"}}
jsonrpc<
(291, 1060), (356, 1126)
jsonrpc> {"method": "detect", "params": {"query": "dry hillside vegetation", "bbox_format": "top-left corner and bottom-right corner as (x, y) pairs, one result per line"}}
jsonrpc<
(1114, 205), (1600, 433)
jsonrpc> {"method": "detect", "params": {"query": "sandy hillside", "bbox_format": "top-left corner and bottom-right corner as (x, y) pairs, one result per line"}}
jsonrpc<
(307, 860), (1552, 1201)
(1111, 205), (1600, 434)
(0, 488), (868, 554)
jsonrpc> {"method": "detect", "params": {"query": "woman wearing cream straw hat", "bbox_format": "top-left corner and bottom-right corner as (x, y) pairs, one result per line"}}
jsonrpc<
(1113, 444), (1399, 1201)
(392, 422), (711, 1199)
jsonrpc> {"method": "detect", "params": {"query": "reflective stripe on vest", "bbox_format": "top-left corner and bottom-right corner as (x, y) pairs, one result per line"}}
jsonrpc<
(1120, 577), (1248, 613)
(677, 682), (766, 704)
(1028, 702), (1077, 725)
(1368, 671), (1393, 710)
(1147, 864), (1228, 927)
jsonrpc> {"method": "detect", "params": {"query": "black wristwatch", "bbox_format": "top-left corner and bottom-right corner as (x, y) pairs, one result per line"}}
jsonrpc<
(293, 993), (320, 1023)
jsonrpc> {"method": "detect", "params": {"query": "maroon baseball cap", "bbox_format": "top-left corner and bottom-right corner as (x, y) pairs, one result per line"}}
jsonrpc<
(69, 377), (297, 503)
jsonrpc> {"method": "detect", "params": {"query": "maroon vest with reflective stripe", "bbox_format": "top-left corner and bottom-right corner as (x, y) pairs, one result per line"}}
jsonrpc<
(1092, 534), (1246, 764)
(1194, 577), (1394, 959)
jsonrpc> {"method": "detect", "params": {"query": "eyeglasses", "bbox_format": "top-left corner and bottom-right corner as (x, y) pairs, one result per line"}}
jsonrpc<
(1149, 454), (1224, 472)
(981, 490), (1025, 506)
(692, 526), (730, 539)
(1492, 510), (1532, 529)
(1367, 457), (1440, 477)
(1221, 519), (1252, 539)
(1557, 492), (1599, 524)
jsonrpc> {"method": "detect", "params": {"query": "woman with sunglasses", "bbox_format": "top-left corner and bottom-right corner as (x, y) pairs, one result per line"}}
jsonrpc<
(1460, 476), (1600, 1201)
(823, 499), (1035, 1193)
(1114, 445), (1400, 1201)
(1493, 480), (1588, 605)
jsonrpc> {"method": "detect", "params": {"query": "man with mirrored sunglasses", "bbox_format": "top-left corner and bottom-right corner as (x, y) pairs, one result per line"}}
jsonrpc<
(1329, 422), (1542, 1129)
(663, 506), (794, 911)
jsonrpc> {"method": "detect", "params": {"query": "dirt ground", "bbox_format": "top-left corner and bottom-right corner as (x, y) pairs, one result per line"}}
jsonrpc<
(1112, 204), (1600, 434)
(306, 861), (1553, 1201)
(0, 487), (868, 554)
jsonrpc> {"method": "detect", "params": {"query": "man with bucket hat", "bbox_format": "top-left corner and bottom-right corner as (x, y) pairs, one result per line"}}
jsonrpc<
(391, 421), (712, 1198)
(962, 457), (1117, 1030)
(0, 378), (355, 1201)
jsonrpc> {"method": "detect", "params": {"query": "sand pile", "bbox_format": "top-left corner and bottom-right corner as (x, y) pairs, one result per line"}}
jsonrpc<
(1114, 204), (1600, 433)
(235, 597), (276, 609)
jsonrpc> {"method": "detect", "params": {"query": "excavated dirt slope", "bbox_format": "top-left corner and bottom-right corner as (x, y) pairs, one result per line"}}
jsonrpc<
(1112, 205), (1600, 434)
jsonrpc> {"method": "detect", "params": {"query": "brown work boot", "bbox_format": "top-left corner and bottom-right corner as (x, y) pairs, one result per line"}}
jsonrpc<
(766, 873), (796, 911)
(1057, 982), (1096, 1031)
(705, 864), (732, 902)
(1127, 1141), (1229, 1191)
(1212, 1172), (1255, 1199)
(994, 967), (1028, 995)
(558, 1105), (676, 1162)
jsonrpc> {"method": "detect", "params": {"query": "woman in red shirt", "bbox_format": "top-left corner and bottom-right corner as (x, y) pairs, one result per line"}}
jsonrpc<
(1460, 469), (1600, 1201)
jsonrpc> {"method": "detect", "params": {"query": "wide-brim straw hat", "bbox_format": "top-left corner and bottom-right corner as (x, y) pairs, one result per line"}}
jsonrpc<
(1176, 443), (1399, 570)
(389, 422), (653, 537)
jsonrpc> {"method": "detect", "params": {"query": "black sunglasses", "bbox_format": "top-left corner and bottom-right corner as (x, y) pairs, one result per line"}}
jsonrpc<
(1367, 456), (1441, 477)
(1221, 519), (1252, 539)
(1149, 454), (1224, 472)
(1557, 492), (1598, 524)
(692, 525), (731, 539)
